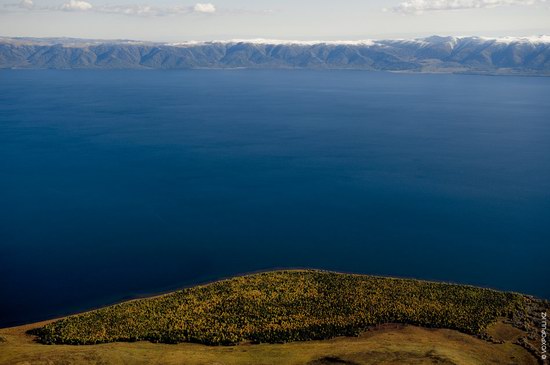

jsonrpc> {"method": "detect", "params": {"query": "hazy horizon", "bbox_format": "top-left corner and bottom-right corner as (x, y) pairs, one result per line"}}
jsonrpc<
(3, 33), (550, 44)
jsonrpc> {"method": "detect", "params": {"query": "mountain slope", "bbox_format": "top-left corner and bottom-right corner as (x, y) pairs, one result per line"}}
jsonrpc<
(1, 36), (550, 74)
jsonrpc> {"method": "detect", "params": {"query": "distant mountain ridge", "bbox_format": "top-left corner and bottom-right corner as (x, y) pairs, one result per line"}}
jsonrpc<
(1, 35), (550, 75)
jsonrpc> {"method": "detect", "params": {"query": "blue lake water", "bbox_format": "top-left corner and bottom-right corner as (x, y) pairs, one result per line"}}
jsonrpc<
(0, 69), (549, 327)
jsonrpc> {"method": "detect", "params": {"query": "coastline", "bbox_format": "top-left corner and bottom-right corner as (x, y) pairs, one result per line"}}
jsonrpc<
(1, 269), (547, 365)
(1, 268), (539, 330)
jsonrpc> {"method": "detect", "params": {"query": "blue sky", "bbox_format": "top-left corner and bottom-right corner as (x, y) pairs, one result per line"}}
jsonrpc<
(1, 0), (549, 41)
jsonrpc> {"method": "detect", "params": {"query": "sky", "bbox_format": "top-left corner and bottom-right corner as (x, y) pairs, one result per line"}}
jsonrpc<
(1, 0), (549, 41)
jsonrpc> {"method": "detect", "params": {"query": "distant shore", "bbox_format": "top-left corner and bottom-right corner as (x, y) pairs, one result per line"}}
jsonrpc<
(2, 35), (549, 75)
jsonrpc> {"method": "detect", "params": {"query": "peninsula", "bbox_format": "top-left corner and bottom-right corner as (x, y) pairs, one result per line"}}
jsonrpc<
(0, 270), (547, 364)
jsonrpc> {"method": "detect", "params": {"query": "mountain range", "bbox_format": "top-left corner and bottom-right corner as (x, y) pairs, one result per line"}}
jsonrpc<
(1, 35), (550, 75)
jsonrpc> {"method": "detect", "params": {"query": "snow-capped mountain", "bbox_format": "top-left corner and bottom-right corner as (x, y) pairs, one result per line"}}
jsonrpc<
(1, 35), (549, 75)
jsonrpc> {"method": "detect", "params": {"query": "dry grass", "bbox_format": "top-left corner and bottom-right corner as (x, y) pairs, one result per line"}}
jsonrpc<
(0, 270), (540, 364)
(0, 320), (537, 365)
(486, 319), (526, 343)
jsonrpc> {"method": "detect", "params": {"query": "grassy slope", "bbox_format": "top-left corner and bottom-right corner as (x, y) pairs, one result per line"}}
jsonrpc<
(0, 270), (545, 364)
(0, 321), (538, 365)
(30, 270), (526, 345)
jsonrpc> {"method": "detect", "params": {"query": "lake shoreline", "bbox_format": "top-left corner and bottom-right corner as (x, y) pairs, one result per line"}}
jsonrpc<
(1, 268), (542, 330)
(1, 269), (547, 365)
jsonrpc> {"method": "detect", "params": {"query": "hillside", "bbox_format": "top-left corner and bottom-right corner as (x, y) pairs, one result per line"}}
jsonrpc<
(27, 271), (545, 347)
(1, 36), (550, 75)
(1, 270), (548, 364)
(0, 321), (540, 365)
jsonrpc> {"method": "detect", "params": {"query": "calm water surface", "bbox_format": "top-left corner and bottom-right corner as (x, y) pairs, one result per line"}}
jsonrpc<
(0, 70), (549, 327)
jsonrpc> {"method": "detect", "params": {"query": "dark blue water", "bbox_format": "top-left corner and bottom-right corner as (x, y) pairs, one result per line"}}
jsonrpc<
(1, 70), (549, 327)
